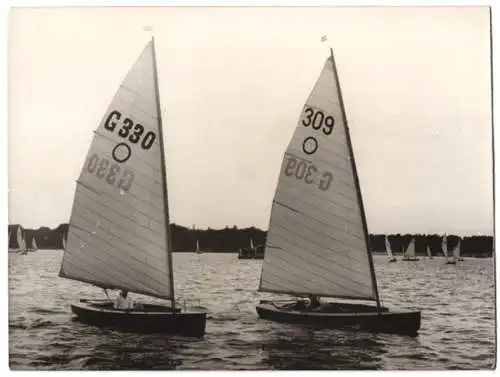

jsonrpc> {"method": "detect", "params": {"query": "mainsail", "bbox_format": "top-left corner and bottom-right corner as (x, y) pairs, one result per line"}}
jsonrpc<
(32, 236), (38, 251)
(404, 238), (416, 259)
(426, 243), (432, 258)
(17, 227), (25, 251)
(59, 40), (174, 300)
(452, 238), (461, 262)
(250, 237), (255, 250)
(385, 236), (394, 259)
(453, 239), (462, 260)
(442, 235), (449, 259)
(258, 52), (378, 301)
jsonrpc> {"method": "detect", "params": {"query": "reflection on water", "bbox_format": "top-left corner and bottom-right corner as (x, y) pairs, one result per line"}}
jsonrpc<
(9, 250), (495, 370)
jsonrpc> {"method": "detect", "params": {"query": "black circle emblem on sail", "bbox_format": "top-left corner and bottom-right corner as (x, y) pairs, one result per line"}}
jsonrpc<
(112, 143), (132, 163)
(302, 136), (318, 155)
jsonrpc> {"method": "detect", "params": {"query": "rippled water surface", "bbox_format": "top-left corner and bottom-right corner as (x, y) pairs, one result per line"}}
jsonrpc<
(8, 250), (495, 370)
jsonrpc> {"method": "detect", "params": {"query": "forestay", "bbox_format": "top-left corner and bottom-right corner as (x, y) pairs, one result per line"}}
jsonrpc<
(59, 41), (173, 300)
(259, 56), (377, 301)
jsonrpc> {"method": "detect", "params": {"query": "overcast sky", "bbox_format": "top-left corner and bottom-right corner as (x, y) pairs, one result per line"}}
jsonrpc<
(7, 6), (492, 235)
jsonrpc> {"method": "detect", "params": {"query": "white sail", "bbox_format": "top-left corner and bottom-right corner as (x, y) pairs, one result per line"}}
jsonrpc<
(32, 236), (38, 251)
(453, 239), (462, 260)
(258, 54), (376, 301)
(404, 238), (416, 259)
(196, 240), (201, 253)
(452, 238), (461, 261)
(442, 236), (449, 259)
(250, 237), (255, 250)
(63, 236), (66, 250)
(16, 227), (25, 251)
(59, 40), (174, 300)
(385, 236), (394, 259)
(426, 243), (432, 258)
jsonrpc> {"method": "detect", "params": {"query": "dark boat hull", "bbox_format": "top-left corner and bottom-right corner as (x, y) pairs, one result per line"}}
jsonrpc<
(402, 258), (419, 261)
(71, 299), (207, 337)
(238, 254), (264, 260)
(256, 301), (421, 337)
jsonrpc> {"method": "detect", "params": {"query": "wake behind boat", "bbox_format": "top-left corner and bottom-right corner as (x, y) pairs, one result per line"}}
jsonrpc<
(58, 38), (206, 338)
(255, 49), (421, 337)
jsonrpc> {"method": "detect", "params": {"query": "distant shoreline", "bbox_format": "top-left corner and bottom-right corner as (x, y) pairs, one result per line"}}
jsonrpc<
(8, 223), (494, 257)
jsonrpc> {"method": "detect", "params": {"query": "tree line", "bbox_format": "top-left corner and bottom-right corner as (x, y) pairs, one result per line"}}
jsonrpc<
(13, 223), (494, 257)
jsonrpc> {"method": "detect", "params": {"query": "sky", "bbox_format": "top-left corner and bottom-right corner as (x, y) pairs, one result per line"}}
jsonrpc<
(7, 5), (493, 235)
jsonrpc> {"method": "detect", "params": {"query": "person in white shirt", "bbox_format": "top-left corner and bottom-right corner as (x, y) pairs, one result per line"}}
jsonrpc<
(114, 290), (133, 310)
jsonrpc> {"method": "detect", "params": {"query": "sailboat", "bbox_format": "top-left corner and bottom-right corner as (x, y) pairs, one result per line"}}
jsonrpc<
(28, 236), (38, 252)
(385, 236), (396, 262)
(402, 237), (419, 261)
(238, 237), (264, 259)
(425, 243), (433, 259)
(58, 38), (207, 337)
(62, 235), (67, 250)
(453, 237), (464, 261)
(196, 239), (203, 254)
(17, 227), (27, 255)
(443, 235), (455, 264)
(255, 49), (421, 336)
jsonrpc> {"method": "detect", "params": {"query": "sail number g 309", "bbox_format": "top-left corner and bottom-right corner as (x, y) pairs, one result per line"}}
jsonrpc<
(105, 110), (156, 150)
(301, 107), (334, 136)
(284, 157), (333, 191)
(86, 153), (134, 191)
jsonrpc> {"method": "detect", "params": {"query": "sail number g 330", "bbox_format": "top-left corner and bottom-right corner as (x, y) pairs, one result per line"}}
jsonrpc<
(301, 107), (334, 135)
(284, 157), (333, 191)
(105, 110), (156, 150)
(86, 153), (134, 191)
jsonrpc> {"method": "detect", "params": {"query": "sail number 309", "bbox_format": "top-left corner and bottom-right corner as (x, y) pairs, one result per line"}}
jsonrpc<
(284, 157), (333, 191)
(86, 153), (134, 191)
(302, 107), (334, 136)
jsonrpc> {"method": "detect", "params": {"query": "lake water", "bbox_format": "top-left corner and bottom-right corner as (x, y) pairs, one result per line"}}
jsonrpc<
(8, 250), (495, 370)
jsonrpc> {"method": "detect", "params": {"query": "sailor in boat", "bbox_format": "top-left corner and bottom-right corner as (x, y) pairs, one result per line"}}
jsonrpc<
(307, 295), (321, 310)
(114, 290), (134, 310)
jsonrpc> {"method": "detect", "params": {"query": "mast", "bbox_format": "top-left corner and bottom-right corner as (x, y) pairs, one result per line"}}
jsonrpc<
(329, 48), (381, 312)
(151, 36), (176, 310)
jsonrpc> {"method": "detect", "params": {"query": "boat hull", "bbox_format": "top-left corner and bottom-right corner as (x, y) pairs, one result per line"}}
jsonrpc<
(71, 299), (207, 337)
(402, 258), (419, 261)
(256, 301), (421, 337)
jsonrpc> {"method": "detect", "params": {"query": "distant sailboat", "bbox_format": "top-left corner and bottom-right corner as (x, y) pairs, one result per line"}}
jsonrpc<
(443, 235), (455, 264)
(196, 239), (203, 254)
(58, 38), (207, 337)
(402, 238), (419, 261)
(62, 235), (67, 250)
(8, 227), (12, 251)
(255, 49), (421, 336)
(238, 237), (264, 259)
(28, 236), (38, 252)
(385, 236), (396, 262)
(426, 243), (433, 259)
(17, 227), (27, 255)
(452, 237), (463, 262)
